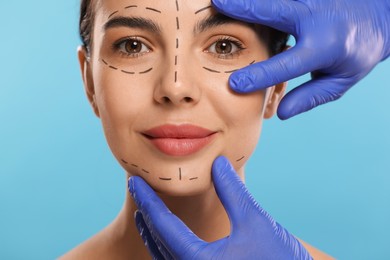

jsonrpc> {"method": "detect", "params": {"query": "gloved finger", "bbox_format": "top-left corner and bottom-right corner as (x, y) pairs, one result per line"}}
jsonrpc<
(212, 156), (261, 229)
(229, 46), (323, 93)
(129, 176), (207, 258)
(277, 76), (354, 119)
(135, 210), (172, 260)
(211, 0), (301, 34)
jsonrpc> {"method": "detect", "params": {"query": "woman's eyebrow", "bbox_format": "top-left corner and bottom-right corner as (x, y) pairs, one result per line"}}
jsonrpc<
(103, 16), (162, 34)
(194, 13), (242, 34)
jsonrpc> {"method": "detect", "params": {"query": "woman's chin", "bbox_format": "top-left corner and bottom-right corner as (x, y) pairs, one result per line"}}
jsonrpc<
(125, 155), (216, 197)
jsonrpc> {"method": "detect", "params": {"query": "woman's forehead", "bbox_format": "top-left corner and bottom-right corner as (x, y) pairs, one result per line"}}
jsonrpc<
(97, 0), (213, 18)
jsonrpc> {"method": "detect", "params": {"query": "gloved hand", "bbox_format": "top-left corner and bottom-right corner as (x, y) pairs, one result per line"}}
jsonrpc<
(211, 0), (390, 120)
(128, 156), (312, 259)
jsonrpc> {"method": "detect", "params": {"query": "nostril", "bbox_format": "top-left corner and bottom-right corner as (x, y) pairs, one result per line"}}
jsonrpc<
(162, 96), (171, 103)
(183, 97), (193, 103)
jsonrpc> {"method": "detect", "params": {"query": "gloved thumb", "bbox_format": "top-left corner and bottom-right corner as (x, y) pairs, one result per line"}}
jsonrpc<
(212, 156), (260, 226)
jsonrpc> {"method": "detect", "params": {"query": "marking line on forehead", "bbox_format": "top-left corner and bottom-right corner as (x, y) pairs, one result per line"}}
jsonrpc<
(125, 5), (138, 9)
(108, 11), (119, 19)
(195, 6), (212, 15)
(195, 13), (241, 35)
(103, 16), (161, 34)
(146, 7), (162, 14)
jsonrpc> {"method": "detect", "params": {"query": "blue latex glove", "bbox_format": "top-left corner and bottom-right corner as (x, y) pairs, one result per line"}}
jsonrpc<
(211, 0), (390, 120)
(128, 156), (312, 259)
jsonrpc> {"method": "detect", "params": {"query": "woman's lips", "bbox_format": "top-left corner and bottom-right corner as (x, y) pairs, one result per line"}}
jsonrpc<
(142, 124), (218, 156)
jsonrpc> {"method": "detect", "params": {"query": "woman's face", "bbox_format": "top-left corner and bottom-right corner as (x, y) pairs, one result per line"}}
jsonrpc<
(79, 0), (285, 196)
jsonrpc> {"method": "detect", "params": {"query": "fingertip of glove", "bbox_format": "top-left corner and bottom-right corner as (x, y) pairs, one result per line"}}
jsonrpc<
(229, 72), (253, 93)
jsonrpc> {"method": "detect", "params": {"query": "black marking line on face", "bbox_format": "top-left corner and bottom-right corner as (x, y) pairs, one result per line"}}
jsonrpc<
(195, 6), (212, 15)
(249, 60), (256, 65)
(125, 5), (138, 9)
(139, 68), (153, 74)
(142, 169), (150, 174)
(224, 69), (238, 74)
(236, 156), (245, 162)
(176, 17), (180, 30)
(108, 10), (119, 19)
(189, 177), (198, 181)
(121, 159), (128, 164)
(159, 177), (172, 181)
(121, 70), (135, 75)
(146, 7), (162, 14)
(176, 38), (179, 49)
(131, 164), (139, 168)
(101, 59), (152, 75)
(175, 71), (178, 82)
(176, 0), (179, 11)
(175, 55), (178, 65)
(203, 67), (221, 73)
(179, 168), (182, 180)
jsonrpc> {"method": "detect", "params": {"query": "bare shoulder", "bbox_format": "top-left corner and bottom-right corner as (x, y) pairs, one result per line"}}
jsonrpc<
(59, 230), (110, 260)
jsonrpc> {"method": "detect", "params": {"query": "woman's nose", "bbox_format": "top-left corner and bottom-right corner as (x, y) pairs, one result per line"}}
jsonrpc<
(153, 56), (201, 107)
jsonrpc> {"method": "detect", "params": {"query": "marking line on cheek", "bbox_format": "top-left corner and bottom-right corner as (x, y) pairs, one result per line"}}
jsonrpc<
(121, 159), (128, 164)
(176, 17), (180, 30)
(159, 177), (172, 181)
(203, 67), (221, 73)
(175, 55), (178, 65)
(109, 65), (118, 70)
(146, 7), (162, 14)
(101, 59), (108, 65)
(142, 169), (150, 174)
(121, 70), (135, 75)
(189, 177), (198, 181)
(236, 156), (245, 162)
(175, 71), (178, 82)
(139, 68), (153, 74)
(176, 38), (179, 49)
(176, 0), (179, 11)
(224, 69), (238, 74)
(249, 60), (256, 65)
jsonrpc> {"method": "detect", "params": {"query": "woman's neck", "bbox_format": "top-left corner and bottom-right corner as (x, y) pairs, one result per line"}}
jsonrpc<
(108, 176), (231, 258)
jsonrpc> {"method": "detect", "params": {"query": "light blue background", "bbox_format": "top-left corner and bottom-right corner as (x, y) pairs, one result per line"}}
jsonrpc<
(0, 1), (389, 259)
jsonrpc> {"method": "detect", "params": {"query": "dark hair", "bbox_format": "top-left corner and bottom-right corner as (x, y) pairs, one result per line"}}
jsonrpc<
(79, 0), (289, 56)
(79, 0), (95, 54)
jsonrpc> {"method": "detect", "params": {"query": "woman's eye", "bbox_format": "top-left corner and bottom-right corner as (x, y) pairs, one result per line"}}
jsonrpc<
(115, 38), (150, 57)
(207, 38), (245, 58)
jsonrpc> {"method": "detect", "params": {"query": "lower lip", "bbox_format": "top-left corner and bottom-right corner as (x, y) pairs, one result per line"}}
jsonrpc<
(144, 133), (217, 156)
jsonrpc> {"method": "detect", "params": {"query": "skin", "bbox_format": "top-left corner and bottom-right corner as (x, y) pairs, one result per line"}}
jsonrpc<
(61, 0), (331, 259)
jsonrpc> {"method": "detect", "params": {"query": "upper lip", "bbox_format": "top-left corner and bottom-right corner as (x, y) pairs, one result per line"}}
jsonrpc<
(142, 124), (217, 139)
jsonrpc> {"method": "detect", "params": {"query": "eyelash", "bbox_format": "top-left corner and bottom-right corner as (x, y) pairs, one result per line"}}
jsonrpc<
(206, 36), (246, 60)
(111, 36), (246, 60)
(112, 36), (151, 59)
